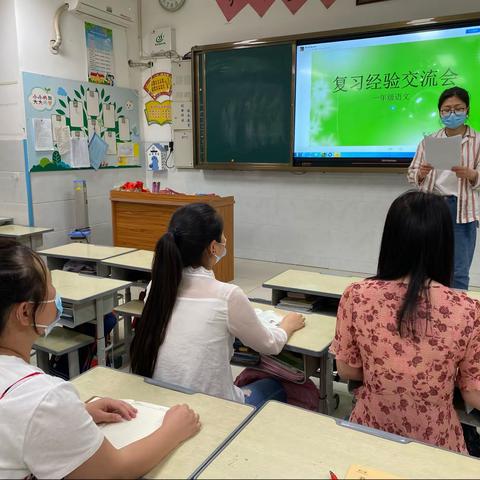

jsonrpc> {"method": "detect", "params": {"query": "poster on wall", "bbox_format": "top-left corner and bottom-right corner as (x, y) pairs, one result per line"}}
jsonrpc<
(85, 22), (115, 86)
(22, 72), (141, 172)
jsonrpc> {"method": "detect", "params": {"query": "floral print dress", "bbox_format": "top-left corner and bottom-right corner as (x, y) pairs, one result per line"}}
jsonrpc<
(330, 279), (480, 453)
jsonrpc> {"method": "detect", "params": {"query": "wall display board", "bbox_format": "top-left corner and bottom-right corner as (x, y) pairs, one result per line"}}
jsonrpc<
(23, 72), (141, 172)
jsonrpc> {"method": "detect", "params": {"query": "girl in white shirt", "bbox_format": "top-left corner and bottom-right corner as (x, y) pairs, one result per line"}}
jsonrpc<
(130, 203), (305, 406)
(0, 239), (200, 479)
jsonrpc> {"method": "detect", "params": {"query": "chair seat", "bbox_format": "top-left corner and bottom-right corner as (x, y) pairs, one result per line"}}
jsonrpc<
(33, 327), (94, 356)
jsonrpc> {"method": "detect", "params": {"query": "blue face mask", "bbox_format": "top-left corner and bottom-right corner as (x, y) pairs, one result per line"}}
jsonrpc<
(32, 293), (63, 337)
(214, 241), (227, 265)
(441, 112), (467, 129)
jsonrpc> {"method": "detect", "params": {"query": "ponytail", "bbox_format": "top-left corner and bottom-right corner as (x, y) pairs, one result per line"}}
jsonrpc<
(130, 232), (183, 377)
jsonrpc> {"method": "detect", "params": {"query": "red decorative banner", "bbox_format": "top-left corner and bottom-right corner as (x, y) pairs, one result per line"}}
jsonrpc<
(281, 0), (308, 14)
(248, 0), (275, 17)
(320, 0), (336, 8)
(216, 0), (249, 21)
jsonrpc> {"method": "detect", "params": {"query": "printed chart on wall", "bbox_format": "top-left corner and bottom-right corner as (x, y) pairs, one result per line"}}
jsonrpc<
(22, 72), (140, 172)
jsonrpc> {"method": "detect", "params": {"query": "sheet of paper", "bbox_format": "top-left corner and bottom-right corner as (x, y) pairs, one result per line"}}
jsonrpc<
(33, 118), (54, 151)
(117, 142), (134, 157)
(88, 133), (108, 170)
(69, 100), (84, 128)
(424, 135), (462, 171)
(103, 103), (115, 128)
(87, 118), (101, 139)
(70, 133), (90, 168)
(86, 90), (100, 117)
(51, 114), (67, 142)
(99, 400), (169, 449)
(255, 308), (282, 328)
(55, 126), (71, 156)
(345, 464), (402, 479)
(104, 131), (117, 154)
(118, 117), (130, 141)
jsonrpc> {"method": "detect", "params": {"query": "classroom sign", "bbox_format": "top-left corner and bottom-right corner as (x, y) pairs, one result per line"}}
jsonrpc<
(22, 72), (141, 172)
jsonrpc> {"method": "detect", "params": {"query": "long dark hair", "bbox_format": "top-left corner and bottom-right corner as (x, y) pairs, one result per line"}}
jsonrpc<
(0, 239), (48, 336)
(374, 191), (453, 337)
(130, 203), (224, 377)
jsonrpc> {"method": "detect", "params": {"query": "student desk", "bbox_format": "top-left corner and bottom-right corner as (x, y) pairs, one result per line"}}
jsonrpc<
(39, 243), (136, 276)
(196, 401), (480, 479)
(0, 224), (53, 249)
(263, 269), (363, 309)
(102, 249), (154, 290)
(250, 302), (336, 415)
(71, 367), (254, 479)
(51, 270), (131, 366)
(0, 216), (13, 225)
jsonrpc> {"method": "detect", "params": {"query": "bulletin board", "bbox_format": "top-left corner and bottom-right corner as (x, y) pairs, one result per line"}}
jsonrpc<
(22, 72), (141, 172)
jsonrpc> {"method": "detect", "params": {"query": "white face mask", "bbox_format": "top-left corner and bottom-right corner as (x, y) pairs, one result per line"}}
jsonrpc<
(213, 241), (227, 265)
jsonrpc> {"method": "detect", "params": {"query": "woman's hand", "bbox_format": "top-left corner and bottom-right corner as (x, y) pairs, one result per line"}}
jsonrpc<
(451, 166), (478, 184)
(279, 312), (306, 337)
(85, 397), (137, 424)
(418, 163), (433, 182)
(160, 404), (201, 444)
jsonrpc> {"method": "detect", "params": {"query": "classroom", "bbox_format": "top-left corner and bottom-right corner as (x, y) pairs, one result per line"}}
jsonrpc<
(1, 0), (480, 478)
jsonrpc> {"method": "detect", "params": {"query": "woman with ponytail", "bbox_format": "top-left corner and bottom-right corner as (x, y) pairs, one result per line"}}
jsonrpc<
(130, 203), (305, 407)
(330, 191), (480, 453)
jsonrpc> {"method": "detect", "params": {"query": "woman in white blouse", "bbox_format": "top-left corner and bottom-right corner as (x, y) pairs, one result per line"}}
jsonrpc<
(0, 239), (200, 479)
(130, 203), (305, 406)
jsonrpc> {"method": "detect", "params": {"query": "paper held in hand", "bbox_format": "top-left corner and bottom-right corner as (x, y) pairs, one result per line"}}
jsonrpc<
(424, 135), (462, 171)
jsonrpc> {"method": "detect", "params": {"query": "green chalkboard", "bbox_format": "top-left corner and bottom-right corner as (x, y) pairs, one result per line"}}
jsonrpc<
(195, 43), (293, 167)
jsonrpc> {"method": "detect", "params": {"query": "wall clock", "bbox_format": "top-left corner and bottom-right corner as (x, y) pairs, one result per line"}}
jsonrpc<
(159, 0), (186, 12)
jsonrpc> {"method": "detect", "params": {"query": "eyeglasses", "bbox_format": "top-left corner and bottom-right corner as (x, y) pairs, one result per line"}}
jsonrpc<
(440, 107), (467, 116)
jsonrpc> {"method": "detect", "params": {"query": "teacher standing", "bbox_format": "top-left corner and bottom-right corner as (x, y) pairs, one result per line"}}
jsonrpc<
(408, 86), (480, 290)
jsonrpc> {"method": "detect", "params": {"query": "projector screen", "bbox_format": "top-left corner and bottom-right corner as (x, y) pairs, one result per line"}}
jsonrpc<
(294, 22), (480, 167)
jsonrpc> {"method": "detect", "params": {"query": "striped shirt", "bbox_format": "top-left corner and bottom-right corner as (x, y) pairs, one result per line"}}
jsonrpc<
(407, 126), (480, 223)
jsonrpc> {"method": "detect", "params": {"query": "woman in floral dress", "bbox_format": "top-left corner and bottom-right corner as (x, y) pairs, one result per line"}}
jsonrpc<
(330, 191), (480, 453)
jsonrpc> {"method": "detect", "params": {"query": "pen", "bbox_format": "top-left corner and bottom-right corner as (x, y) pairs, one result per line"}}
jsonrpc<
(329, 471), (338, 480)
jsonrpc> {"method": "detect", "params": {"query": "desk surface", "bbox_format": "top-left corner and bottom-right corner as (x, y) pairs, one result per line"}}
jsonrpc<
(72, 367), (253, 480)
(198, 401), (480, 479)
(0, 224), (53, 238)
(39, 243), (136, 261)
(102, 249), (154, 272)
(263, 269), (363, 298)
(51, 269), (131, 303)
(251, 302), (335, 356)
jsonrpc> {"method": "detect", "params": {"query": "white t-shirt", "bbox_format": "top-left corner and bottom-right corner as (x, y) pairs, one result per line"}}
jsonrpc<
(0, 355), (104, 479)
(147, 267), (288, 403)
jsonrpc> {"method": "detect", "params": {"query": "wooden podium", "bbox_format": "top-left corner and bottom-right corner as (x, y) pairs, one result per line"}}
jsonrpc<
(110, 191), (235, 282)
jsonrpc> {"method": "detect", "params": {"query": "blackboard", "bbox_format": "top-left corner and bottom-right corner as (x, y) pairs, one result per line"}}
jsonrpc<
(194, 43), (293, 167)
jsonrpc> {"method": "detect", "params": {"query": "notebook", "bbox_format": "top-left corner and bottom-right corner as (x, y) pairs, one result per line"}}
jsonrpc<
(98, 399), (169, 449)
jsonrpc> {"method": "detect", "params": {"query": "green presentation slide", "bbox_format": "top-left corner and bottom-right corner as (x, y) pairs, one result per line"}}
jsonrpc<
(296, 28), (480, 158)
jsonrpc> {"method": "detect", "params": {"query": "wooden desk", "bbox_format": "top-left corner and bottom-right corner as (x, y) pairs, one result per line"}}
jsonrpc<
(72, 367), (254, 479)
(263, 269), (363, 307)
(51, 270), (131, 366)
(251, 302), (336, 414)
(0, 224), (53, 249)
(196, 401), (480, 479)
(39, 243), (136, 276)
(110, 191), (234, 282)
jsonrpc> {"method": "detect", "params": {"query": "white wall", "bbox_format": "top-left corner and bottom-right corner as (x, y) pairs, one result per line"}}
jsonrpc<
(140, 0), (480, 285)
(12, 0), (144, 245)
(0, 0), (28, 224)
